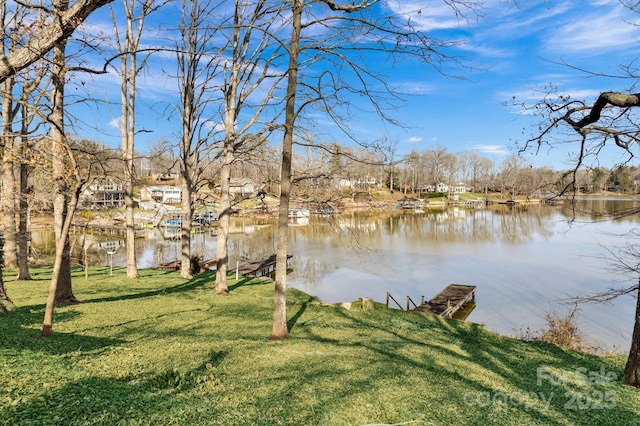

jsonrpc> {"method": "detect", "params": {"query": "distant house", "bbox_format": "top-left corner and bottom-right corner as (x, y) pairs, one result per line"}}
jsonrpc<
(153, 171), (180, 181)
(336, 178), (352, 190)
(79, 178), (125, 209)
(335, 176), (381, 190)
(451, 182), (468, 193)
(228, 178), (256, 196)
(425, 182), (468, 194)
(140, 185), (182, 204)
(435, 182), (449, 193)
(354, 176), (381, 189)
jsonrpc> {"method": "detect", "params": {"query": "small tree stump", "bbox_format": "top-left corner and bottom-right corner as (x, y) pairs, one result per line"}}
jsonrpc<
(360, 297), (374, 311)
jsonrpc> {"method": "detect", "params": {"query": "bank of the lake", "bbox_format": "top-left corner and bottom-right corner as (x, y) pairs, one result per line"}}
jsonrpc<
(2, 267), (639, 425)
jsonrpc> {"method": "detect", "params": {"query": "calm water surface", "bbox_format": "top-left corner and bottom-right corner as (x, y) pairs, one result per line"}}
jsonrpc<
(285, 200), (640, 351)
(33, 198), (640, 350)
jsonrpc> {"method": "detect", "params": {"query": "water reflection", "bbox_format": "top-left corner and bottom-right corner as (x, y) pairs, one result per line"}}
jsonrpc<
(29, 199), (640, 350)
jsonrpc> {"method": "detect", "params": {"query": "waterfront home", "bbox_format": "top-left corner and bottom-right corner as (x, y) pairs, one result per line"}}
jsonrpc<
(79, 178), (125, 209)
(140, 185), (182, 204)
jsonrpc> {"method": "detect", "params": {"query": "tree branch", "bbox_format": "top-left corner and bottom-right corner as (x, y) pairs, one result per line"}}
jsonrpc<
(0, 0), (113, 82)
(568, 92), (640, 130)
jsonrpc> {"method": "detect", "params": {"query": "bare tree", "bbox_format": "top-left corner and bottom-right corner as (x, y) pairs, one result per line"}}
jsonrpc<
(173, 0), (224, 279)
(110, 0), (160, 279)
(521, 87), (640, 387)
(209, 0), (286, 296)
(269, 0), (479, 339)
(42, 0), (77, 337)
(0, 0), (113, 82)
(1, 3), (49, 279)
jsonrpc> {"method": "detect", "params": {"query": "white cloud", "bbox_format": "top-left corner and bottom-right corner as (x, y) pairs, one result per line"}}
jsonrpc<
(108, 118), (120, 129)
(407, 136), (423, 143)
(383, 1), (473, 31)
(470, 144), (509, 155)
(543, 5), (640, 54)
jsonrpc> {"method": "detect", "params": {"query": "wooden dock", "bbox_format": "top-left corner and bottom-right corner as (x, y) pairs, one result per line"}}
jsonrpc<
(157, 257), (217, 272)
(414, 284), (476, 318)
(237, 254), (292, 278)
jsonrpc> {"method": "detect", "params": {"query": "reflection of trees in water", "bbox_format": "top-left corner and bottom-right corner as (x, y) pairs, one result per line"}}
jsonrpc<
(331, 205), (557, 245)
(289, 257), (338, 292)
(561, 198), (640, 223)
(28, 204), (566, 271)
(492, 205), (555, 243)
(229, 225), (276, 263)
(290, 214), (376, 254)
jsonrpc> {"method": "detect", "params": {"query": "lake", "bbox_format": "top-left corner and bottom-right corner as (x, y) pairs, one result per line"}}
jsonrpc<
(31, 197), (640, 351)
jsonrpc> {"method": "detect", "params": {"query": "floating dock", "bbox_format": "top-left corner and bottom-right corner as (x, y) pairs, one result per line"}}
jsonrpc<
(386, 284), (476, 319)
(415, 284), (476, 318)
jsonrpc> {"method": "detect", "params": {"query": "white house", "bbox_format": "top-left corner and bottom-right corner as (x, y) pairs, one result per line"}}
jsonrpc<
(140, 185), (182, 204)
(451, 182), (468, 193)
(229, 178), (256, 196)
(435, 182), (449, 193)
(79, 178), (125, 209)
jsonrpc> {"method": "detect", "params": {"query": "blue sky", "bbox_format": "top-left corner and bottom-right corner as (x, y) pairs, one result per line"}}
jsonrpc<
(72, 0), (640, 171)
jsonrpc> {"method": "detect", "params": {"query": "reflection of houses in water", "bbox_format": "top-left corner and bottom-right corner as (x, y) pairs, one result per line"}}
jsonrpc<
(434, 208), (466, 222)
(288, 217), (309, 227)
(161, 227), (182, 240)
(75, 234), (123, 253)
(338, 218), (379, 232)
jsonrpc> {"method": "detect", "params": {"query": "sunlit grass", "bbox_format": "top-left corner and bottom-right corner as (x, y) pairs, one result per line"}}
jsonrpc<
(1, 267), (639, 425)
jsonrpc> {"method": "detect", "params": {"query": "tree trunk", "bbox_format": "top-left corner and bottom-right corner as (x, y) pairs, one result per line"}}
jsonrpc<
(180, 180), (193, 279)
(54, 238), (77, 304)
(1, 78), (17, 269)
(123, 59), (138, 279)
(214, 144), (232, 296)
(269, 0), (302, 341)
(42, 0), (78, 337)
(625, 281), (640, 387)
(17, 143), (32, 280)
(0, 234), (13, 314)
(124, 165), (138, 278)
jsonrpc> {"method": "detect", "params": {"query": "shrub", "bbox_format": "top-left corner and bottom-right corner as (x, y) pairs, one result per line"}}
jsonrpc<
(190, 255), (202, 275)
(518, 304), (588, 352)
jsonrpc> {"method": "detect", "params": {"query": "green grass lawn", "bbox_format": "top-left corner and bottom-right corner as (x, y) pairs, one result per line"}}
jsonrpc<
(1, 267), (639, 425)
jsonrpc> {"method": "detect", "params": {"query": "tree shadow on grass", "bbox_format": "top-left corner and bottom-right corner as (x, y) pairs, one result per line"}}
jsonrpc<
(0, 306), (124, 355)
(283, 305), (639, 425)
(1, 350), (229, 426)
(80, 270), (215, 305)
(287, 295), (317, 332)
(228, 275), (271, 292)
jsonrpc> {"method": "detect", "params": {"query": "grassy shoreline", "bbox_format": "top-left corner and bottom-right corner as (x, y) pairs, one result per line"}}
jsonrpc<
(2, 267), (639, 425)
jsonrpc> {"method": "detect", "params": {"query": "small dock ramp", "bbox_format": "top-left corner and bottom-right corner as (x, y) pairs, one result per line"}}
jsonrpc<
(157, 257), (217, 272)
(415, 284), (476, 318)
(237, 254), (292, 278)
